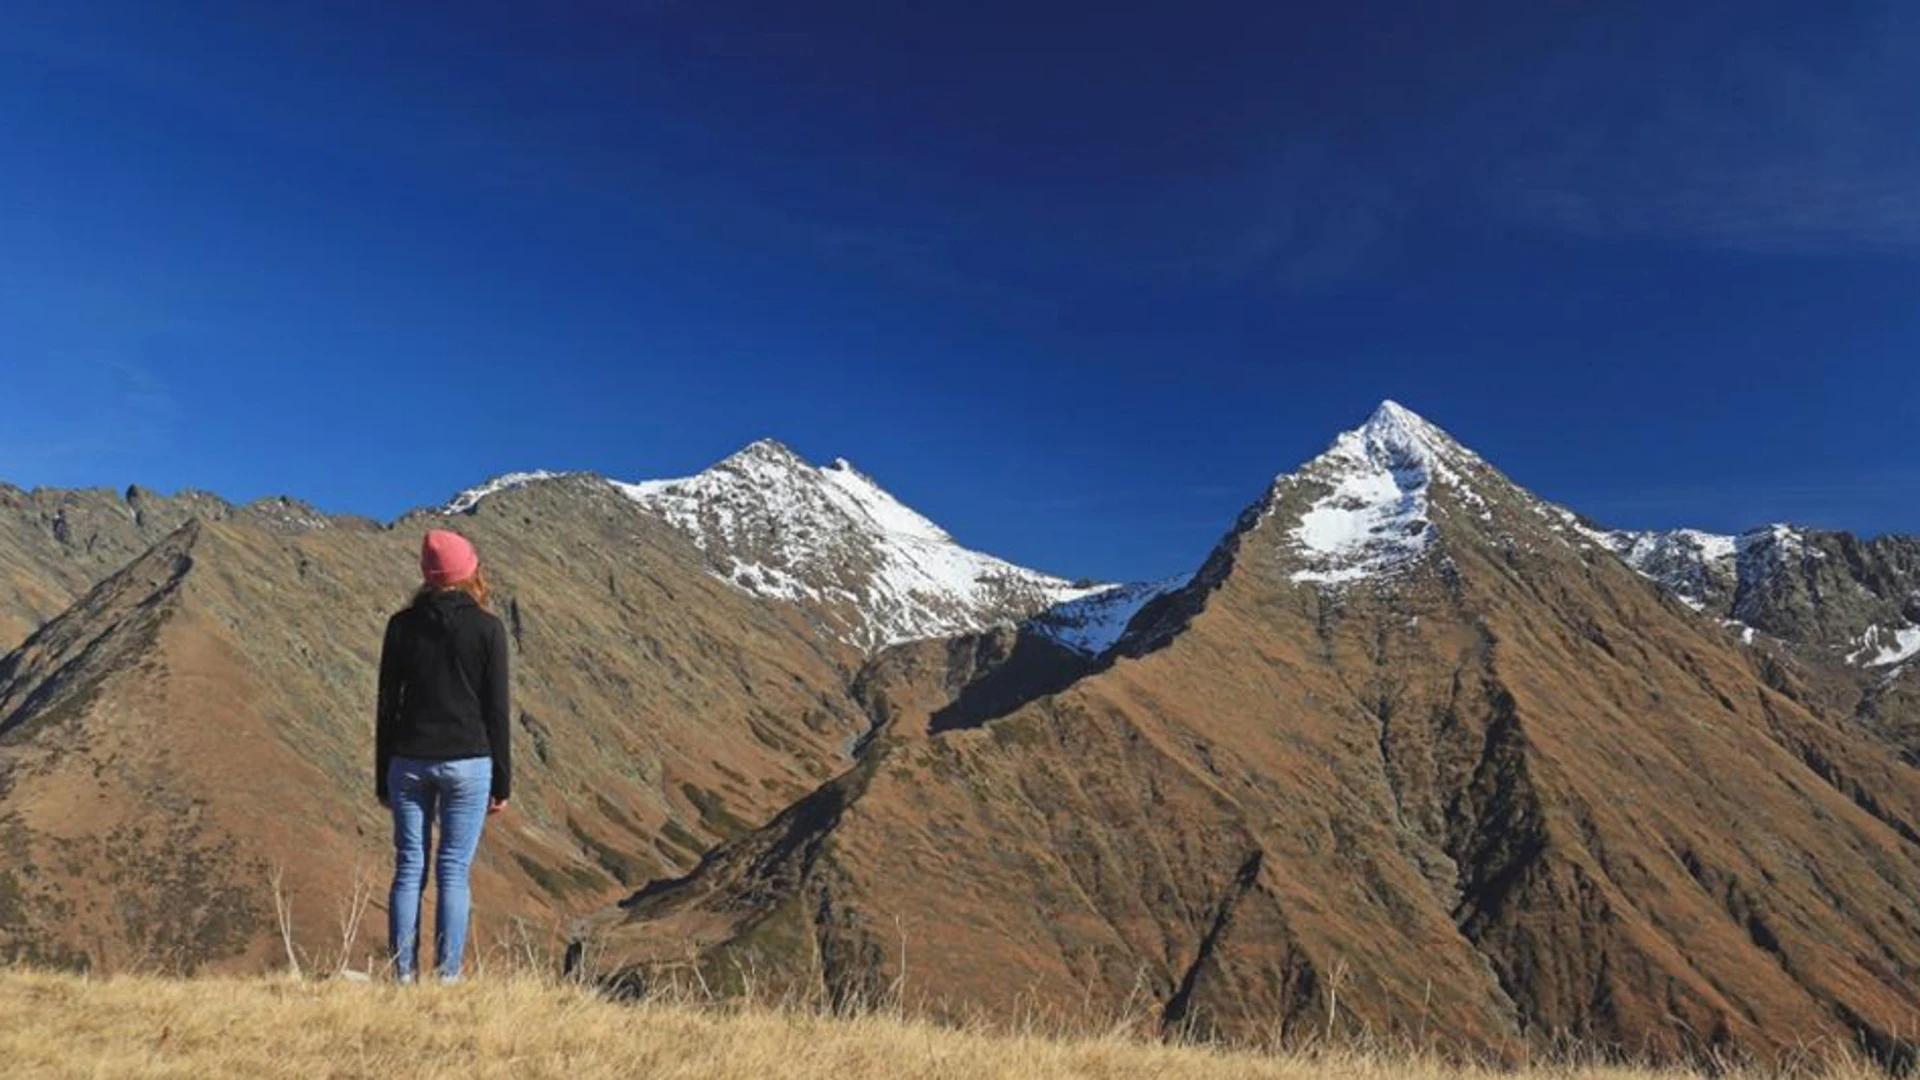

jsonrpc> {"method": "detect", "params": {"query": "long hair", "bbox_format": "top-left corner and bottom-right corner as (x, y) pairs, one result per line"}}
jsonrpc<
(414, 566), (491, 610)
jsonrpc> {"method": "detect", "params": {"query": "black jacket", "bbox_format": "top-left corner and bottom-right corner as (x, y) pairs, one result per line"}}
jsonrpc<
(376, 590), (512, 801)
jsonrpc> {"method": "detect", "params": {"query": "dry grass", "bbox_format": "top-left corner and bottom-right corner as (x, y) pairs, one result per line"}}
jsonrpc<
(0, 968), (1885, 1080)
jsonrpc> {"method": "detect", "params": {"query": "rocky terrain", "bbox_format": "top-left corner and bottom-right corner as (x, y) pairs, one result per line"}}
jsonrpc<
(1582, 518), (1920, 766)
(4, 409), (1920, 1067)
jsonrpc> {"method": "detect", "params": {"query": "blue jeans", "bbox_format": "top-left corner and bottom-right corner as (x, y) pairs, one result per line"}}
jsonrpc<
(387, 755), (491, 981)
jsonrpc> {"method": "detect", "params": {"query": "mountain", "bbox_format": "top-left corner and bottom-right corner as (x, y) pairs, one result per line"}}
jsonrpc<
(0, 477), (873, 971)
(1594, 523), (1920, 660)
(580, 402), (1920, 1064)
(7, 409), (1920, 1066)
(0, 447), (1158, 974)
(1584, 521), (1920, 766)
(452, 441), (1119, 652)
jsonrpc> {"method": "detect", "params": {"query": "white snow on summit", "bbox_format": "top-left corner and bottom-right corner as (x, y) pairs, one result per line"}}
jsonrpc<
(1282, 401), (1481, 586)
(612, 440), (1110, 650)
(443, 471), (575, 515)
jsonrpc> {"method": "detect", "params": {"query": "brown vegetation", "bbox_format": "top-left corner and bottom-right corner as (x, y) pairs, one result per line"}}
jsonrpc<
(0, 968), (1892, 1080)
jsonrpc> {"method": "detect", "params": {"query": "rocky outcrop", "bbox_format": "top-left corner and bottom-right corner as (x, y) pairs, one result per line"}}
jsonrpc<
(1596, 523), (1919, 658)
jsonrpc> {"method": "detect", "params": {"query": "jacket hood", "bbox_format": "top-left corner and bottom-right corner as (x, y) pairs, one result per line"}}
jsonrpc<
(414, 588), (478, 628)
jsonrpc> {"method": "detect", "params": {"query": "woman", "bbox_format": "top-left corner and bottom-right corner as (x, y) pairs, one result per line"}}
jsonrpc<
(375, 529), (511, 984)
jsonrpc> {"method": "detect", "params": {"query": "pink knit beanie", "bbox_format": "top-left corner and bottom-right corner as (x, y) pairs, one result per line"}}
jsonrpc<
(421, 530), (480, 587)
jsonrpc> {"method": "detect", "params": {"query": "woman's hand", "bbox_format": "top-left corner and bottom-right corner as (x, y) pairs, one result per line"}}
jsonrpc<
(488, 797), (508, 816)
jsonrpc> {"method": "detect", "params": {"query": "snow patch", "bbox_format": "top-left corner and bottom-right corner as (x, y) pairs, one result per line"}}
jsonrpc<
(1028, 575), (1189, 655)
(1282, 401), (1474, 586)
(1595, 528), (1738, 608)
(817, 459), (953, 545)
(1291, 469), (1431, 584)
(1611, 529), (1737, 567)
(444, 471), (572, 515)
(1847, 624), (1920, 667)
(727, 561), (813, 602)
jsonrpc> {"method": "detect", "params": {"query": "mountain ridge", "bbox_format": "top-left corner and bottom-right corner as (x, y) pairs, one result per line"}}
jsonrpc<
(579, 403), (1920, 1065)
(447, 440), (1129, 655)
(5, 402), (1920, 1067)
(15, 416), (1911, 664)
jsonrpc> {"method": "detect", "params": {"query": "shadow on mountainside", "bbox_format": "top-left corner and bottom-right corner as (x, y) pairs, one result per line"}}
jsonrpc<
(925, 632), (1094, 734)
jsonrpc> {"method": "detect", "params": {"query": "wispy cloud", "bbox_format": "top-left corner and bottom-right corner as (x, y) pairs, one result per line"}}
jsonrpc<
(1495, 7), (1920, 254)
(1182, 145), (1402, 290)
(110, 361), (177, 433)
(1233, 193), (1395, 290)
(0, 361), (178, 478)
(781, 221), (1017, 300)
(1192, 5), (1920, 284)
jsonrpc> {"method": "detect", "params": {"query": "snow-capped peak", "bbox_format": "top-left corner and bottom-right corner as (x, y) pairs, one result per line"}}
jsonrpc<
(611, 441), (1109, 651)
(722, 438), (808, 469)
(1362, 400), (1480, 478)
(1278, 400), (1484, 586)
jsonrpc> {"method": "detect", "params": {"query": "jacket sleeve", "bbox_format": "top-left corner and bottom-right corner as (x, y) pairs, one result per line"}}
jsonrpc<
(375, 615), (402, 802)
(483, 616), (512, 801)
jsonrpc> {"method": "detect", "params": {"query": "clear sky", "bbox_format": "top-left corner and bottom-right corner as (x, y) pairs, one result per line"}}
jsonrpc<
(3, 2), (1917, 582)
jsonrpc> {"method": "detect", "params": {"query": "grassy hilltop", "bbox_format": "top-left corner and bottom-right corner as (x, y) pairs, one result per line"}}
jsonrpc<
(0, 969), (1887, 1080)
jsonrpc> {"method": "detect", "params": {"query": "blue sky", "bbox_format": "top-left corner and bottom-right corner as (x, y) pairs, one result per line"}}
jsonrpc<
(2, 1), (1917, 582)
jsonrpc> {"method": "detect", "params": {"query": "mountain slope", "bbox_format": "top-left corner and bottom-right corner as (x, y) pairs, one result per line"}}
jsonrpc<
(0, 443), (1168, 972)
(581, 402), (1920, 1065)
(6, 407), (1920, 1064)
(0, 479), (874, 972)
(0, 484), (297, 653)
(1587, 518), (1920, 768)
